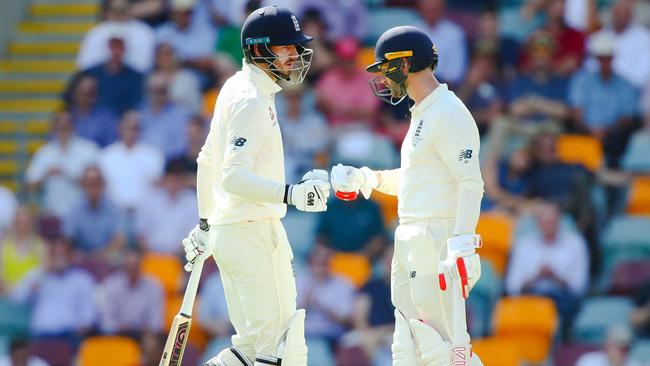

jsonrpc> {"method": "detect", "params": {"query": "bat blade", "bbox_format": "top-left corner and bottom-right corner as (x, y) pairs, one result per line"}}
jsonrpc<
(160, 314), (192, 366)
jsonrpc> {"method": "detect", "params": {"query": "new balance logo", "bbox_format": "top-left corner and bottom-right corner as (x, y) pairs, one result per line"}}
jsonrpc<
(231, 137), (247, 147)
(458, 149), (473, 162)
(410, 271), (416, 278)
(307, 192), (315, 206)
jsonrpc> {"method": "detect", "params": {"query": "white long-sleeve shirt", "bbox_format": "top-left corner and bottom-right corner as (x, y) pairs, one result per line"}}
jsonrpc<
(198, 62), (287, 225)
(376, 84), (484, 234)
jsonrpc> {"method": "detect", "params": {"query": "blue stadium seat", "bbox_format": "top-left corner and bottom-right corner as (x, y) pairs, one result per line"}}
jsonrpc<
(630, 339), (650, 363)
(0, 297), (30, 341)
(365, 8), (424, 44)
(282, 208), (319, 262)
(0, 337), (7, 358)
(600, 216), (650, 275)
(306, 337), (335, 366)
(622, 133), (650, 173)
(571, 296), (635, 345)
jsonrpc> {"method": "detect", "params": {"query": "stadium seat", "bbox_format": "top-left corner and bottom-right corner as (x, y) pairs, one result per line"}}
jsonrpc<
(471, 336), (522, 366)
(0, 298), (30, 341)
(329, 252), (372, 288)
(25, 120), (50, 135)
(356, 47), (376, 70)
(601, 216), (650, 275)
(29, 339), (73, 366)
(630, 339), (650, 363)
(164, 294), (208, 351)
(306, 337), (335, 366)
(282, 208), (319, 260)
(476, 212), (514, 275)
(371, 190), (398, 229)
(607, 260), (650, 296)
(365, 8), (424, 43)
(556, 134), (604, 171)
(0, 141), (19, 154)
(141, 253), (183, 296)
(627, 177), (650, 216)
(466, 260), (502, 337)
(571, 296), (635, 345)
(0, 121), (19, 134)
(492, 296), (558, 363)
(78, 336), (140, 366)
(553, 343), (599, 366)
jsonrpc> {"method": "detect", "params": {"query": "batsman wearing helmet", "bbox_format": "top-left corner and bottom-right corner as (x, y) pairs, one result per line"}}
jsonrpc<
(331, 26), (484, 365)
(180, 6), (330, 366)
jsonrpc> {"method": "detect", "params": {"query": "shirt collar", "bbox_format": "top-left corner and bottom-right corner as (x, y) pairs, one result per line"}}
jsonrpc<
(410, 83), (448, 116)
(242, 61), (283, 95)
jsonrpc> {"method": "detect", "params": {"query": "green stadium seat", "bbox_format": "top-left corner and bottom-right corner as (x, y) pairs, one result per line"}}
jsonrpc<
(571, 296), (635, 345)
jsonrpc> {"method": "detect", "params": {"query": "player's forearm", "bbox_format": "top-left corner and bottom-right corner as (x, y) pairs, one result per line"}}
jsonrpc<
(375, 168), (400, 196)
(454, 184), (483, 236)
(222, 166), (286, 204)
(197, 162), (215, 219)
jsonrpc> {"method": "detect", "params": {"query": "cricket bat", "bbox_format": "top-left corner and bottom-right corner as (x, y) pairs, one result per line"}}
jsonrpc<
(160, 257), (206, 366)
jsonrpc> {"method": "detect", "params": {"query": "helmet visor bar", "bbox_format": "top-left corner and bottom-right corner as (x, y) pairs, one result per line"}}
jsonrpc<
(248, 44), (313, 84)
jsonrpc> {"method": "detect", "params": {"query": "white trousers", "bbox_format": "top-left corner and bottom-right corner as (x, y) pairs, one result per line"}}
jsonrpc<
(391, 218), (471, 346)
(209, 219), (298, 360)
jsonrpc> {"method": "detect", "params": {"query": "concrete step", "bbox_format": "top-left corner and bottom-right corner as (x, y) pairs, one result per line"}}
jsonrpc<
(0, 99), (62, 114)
(30, 3), (99, 18)
(0, 112), (52, 121)
(8, 41), (79, 56)
(0, 80), (65, 95)
(19, 21), (94, 35)
(0, 59), (76, 74)
(14, 33), (85, 43)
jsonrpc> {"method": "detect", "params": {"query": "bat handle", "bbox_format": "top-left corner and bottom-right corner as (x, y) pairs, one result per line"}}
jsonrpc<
(179, 257), (206, 316)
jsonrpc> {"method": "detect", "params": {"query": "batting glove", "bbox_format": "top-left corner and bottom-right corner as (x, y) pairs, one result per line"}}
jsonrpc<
(285, 179), (330, 212)
(438, 234), (482, 299)
(182, 221), (210, 272)
(331, 163), (378, 200)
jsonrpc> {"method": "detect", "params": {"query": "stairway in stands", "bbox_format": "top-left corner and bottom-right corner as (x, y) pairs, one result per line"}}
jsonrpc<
(0, 0), (98, 194)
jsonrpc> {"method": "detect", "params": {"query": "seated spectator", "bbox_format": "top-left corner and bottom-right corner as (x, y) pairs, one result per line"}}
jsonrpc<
(66, 73), (119, 147)
(0, 339), (48, 366)
(135, 159), (197, 254)
(173, 115), (207, 175)
(11, 238), (97, 346)
(471, 8), (520, 80)
(569, 30), (640, 168)
(155, 0), (217, 76)
(296, 0), (367, 41)
(64, 166), (125, 259)
(622, 111), (650, 172)
(631, 279), (650, 337)
(139, 72), (192, 159)
(99, 111), (165, 211)
(0, 207), (45, 293)
(154, 42), (202, 113)
(297, 244), (356, 346)
(316, 197), (386, 259)
(482, 147), (533, 213)
(415, 0), (467, 84)
(197, 270), (233, 339)
(298, 8), (334, 83)
(542, 0), (586, 76)
(138, 332), (166, 366)
(0, 183), (17, 237)
(315, 38), (380, 128)
(129, 0), (167, 27)
(99, 247), (164, 337)
(279, 83), (329, 183)
(506, 202), (589, 334)
(576, 323), (641, 366)
(26, 112), (100, 218)
(77, 0), (155, 73)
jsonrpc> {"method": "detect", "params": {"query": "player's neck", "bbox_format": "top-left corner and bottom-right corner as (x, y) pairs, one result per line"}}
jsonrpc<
(406, 72), (440, 107)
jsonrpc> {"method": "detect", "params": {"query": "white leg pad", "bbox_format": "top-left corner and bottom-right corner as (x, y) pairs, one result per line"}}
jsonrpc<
(469, 353), (483, 366)
(205, 347), (254, 366)
(273, 309), (308, 366)
(409, 320), (451, 366)
(391, 309), (418, 366)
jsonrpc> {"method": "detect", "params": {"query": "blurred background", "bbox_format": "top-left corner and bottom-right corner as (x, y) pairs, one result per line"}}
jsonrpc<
(0, 0), (649, 365)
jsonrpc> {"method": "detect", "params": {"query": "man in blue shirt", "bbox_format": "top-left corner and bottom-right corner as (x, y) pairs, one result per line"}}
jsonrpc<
(67, 74), (119, 147)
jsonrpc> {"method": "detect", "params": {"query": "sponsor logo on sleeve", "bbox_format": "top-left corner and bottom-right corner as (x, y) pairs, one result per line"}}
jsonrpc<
(458, 149), (473, 163)
(231, 137), (247, 147)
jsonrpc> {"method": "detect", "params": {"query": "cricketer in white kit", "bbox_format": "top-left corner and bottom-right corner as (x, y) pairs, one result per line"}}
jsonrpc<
(331, 26), (485, 365)
(180, 6), (330, 366)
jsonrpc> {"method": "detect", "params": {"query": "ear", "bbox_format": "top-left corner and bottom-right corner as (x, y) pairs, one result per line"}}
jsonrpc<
(252, 45), (261, 57)
(401, 57), (410, 73)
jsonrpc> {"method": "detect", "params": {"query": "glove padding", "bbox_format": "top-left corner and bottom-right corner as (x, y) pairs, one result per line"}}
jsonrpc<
(287, 180), (330, 212)
(301, 169), (329, 182)
(330, 163), (377, 200)
(182, 224), (209, 272)
(438, 234), (482, 299)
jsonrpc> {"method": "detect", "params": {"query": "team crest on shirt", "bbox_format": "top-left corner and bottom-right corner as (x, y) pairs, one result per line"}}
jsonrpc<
(411, 120), (424, 147)
(269, 106), (276, 126)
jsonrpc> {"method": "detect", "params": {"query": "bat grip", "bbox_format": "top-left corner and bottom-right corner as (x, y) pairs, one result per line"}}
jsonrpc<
(180, 257), (206, 316)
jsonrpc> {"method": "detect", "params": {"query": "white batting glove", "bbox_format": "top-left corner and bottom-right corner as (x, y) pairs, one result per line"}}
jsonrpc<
(301, 169), (329, 182)
(182, 222), (210, 272)
(331, 163), (378, 200)
(438, 234), (482, 299)
(285, 180), (330, 212)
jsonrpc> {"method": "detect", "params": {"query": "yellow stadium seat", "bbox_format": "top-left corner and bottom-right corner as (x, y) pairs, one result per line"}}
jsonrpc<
(476, 212), (514, 275)
(556, 134), (603, 171)
(0, 121), (19, 134)
(0, 161), (19, 175)
(141, 254), (183, 296)
(471, 336), (523, 366)
(356, 47), (376, 70)
(26, 139), (46, 155)
(492, 296), (559, 364)
(627, 177), (650, 216)
(164, 295), (209, 351)
(78, 336), (140, 366)
(0, 180), (19, 192)
(0, 141), (19, 154)
(202, 88), (218, 119)
(329, 252), (372, 288)
(371, 190), (398, 228)
(25, 120), (50, 135)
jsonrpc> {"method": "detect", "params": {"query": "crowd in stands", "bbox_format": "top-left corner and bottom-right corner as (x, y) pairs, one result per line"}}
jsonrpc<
(2, 0), (650, 365)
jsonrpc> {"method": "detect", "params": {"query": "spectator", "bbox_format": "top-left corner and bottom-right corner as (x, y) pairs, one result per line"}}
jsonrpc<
(154, 42), (202, 113)
(173, 115), (207, 175)
(631, 277), (650, 337)
(298, 8), (334, 83)
(84, 35), (145, 115)
(482, 147), (533, 213)
(128, 0), (167, 27)
(77, 0), (155, 73)
(26, 112), (100, 218)
(99, 111), (165, 211)
(622, 112), (650, 172)
(506, 202), (589, 333)
(0, 339), (48, 366)
(0, 207), (45, 293)
(66, 73), (119, 147)
(569, 30), (640, 168)
(297, 244), (356, 346)
(197, 270), (233, 339)
(576, 323), (641, 366)
(297, 0), (367, 41)
(139, 72), (192, 159)
(0, 183), (17, 237)
(192, 0), (250, 28)
(315, 38), (380, 128)
(99, 247), (164, 336)
(279, 83), (329, 183)
(138, 332), (166, 366)
(135, 159), (197, 254)
(471, 8), (519, 80)
(416, 0), (467, 84)
(543, 0), (586, 76)
(316, 197), (386, 259)
(63, 166), (125, 259)
(498, 0), (548, 42)
(11, 238), (96, 346)
(155, 0), (217, 75)
(605, 0), (650, 89)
